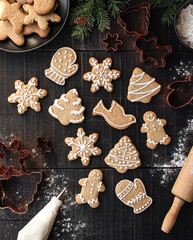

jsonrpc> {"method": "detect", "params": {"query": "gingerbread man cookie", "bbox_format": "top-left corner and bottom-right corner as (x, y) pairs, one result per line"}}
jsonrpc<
(83, 57), (121, 93)
(127, 67), (161, 103)
(76, 169), (105, 208)
(141, 111), (171, 149)
(8, 77), (47, 114)
(27, 0), (55, 15)
(65, 128), (102, 166)
(105, 136), (141, 173)
(48, 89), (85, 125)
(1, 1), (25, 34)
(23, 4), (61, 31)
(45, 47), (79, 86)
(115, 178), (153, 214)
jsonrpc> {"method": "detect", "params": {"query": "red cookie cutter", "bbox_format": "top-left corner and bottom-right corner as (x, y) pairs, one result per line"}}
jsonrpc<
(37, 137), (52, 156)
(0, 139), (42, 214)
(102, 33), (123, 51)
(134, 37), (172, 68)
(166, 75), (193, 109)
(117, 2), (150, 38)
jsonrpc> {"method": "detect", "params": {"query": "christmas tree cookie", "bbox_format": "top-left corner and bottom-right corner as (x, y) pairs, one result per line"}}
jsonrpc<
(48, 89), (85, 125)
(127, 67), (161, 103)
(105, 136), (141, 173)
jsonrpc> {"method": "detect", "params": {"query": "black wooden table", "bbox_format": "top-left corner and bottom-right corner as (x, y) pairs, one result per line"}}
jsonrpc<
(0, 1), (193, 239)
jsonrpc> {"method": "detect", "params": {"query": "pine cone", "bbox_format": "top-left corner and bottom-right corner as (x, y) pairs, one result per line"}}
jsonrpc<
(75, 17), (86, 26)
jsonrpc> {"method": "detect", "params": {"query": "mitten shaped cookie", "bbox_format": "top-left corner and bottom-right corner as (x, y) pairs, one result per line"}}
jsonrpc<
(76, 169), (105, 208)
(141, 111), (171, 149)
(45, 47), (79, 86)
(83, 57), (121, 93)
(115, 178), (152, 214)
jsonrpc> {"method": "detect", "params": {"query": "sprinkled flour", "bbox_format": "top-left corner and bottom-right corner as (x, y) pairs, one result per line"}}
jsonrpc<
(176, 4), (193, 48)
(150, 117), (193, 185)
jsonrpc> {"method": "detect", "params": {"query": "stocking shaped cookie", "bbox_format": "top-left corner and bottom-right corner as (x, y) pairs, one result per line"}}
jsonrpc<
(105, 136), (141, 173)
(141, 111), (171, 149)
(127, 67), (161, 103)
(76, 169), (105, 208)
(115, 179), (152, 214)
(48, 89), (85, 125)
(83, 57), (121, 93)
(45, 47), (79, 85)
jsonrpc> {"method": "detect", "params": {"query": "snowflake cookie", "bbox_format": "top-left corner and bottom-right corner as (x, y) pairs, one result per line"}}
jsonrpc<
(105, 136), (141, 173)
(49, 89), (85, 125)
(141, 111), (171, 149)
(83, 57), (121, 93)
(8, 77), (47, 114)
(76, 169), (105, 208)
(65, 128), (102, 166)
(115, 178), (153, 214)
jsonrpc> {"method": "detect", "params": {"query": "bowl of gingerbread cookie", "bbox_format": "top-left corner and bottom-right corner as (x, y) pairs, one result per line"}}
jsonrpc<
(0, 0), (69, 52)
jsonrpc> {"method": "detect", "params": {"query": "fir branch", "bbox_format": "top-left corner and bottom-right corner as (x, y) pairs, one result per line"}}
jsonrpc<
(95, 0), (110, 31)
(107, 0), (131, 18)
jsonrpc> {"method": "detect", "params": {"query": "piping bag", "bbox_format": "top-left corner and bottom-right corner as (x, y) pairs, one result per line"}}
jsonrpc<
(161, 146), (193, 233)
(17, 187), (67, 240)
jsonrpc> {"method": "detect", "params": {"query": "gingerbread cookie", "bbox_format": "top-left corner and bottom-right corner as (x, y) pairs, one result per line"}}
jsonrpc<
(76, 169), (105, 208)
(49, 89), (85, 125)
(141, 111), (171, 149)
(1, 1), (26, 34)
(127, 67), (161, 103)
(92, 100), (136, 130)
(83, 57), (121, 93)
(27, 0), (55, 15)
(0, 20), (25, 46)
(65, 128), (102, 166)
(8, 77), (47, 114)
(23, 4), (61, 31)
(45, 47), (79, 86)
(23, 24), (51, 38)
(115, 178), (153, 214)
(16, 0), (27, 4)
(105, 136), (141, 173)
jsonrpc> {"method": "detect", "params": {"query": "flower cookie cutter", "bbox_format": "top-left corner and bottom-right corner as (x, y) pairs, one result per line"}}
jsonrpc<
(117, 2), (150, 38)
(0, 139), (42, 214)
(102, 33), (123, 51)
(134, 37), (172, 68)
(37, 137), (52, 156)
(166, 75), (193, 109)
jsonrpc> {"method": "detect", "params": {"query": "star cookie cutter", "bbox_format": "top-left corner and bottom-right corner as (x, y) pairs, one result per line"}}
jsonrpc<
(102, 33), (123, 51)
(117, 2), (150, 38)
(37, 137), (52, 156)
(166, 75), (193, 109)
(134, 37), (172, 68)
(0, 139), (42, 214)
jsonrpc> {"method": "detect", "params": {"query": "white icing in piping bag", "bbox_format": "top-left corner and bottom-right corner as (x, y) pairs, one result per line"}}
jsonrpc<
(17, 188), (67, 240)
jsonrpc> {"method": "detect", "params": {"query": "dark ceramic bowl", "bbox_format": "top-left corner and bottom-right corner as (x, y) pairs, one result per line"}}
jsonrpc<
(0, 0), (70, 53)
(174, 0), (193, 50)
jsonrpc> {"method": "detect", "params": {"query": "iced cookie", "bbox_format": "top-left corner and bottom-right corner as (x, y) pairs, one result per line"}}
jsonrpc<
(65, 128), (102, 166)
(8, 77), (47, 114)
(23, 4), (61, 31)
(76, 169), (105, 208)
(105, 136), (141, 173)
(1, 1), (25, 33)
(127, 67), (161, 103)
(83, 57), (121, 93)
(115, 178), (153, 214)
(92, 100), (136, 130)
(48, 89), (85, 125)
(141, 111), (171, 149)
(45, 47), (79, 86)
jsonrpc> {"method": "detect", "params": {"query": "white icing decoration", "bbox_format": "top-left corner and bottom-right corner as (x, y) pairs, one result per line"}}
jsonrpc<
(88, 198), (98, 204)
(48, 106), (58, 119)
(71, 106), (85, 115)
(98, 182), (103, 192)
(70, 116), (85, 123)
(61, 94), (69, 103)
(147, 139), (157, 145)
(70, 89), (78, 95)
(82, 179), (88, 186)
(93, 100), (136, 129)
(73, 98), (81, 106)
(142, 123), (149, 132)
(160, 135), (169, 144)
(78, 194), (85, 203)
(54, 99), (64, 110)
(146, 115), (155, 121)
(157, 118), (163, 126)
(128, 72), (161, 102)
